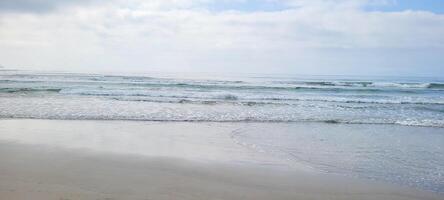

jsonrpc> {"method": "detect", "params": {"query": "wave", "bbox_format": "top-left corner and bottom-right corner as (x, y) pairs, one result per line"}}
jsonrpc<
(2, 80), (443, 95)
(2, 116), (443, 128)
(302, 81), (373, 87)
(0, 87), (62, 93)
(86, 75), (155, 82)
(54, 85), (432, 97)
(415, 106), (444, 113)
(111, 97), (272, 106)
(1, 86), (442, 106)
(276, 81), (444, 90)
(110, 94), (444, 106)
(222, 94), (238, 100)
(428, 83), (444, 89)
(135, 82), (443, 92)
(2, 71), (443, 90)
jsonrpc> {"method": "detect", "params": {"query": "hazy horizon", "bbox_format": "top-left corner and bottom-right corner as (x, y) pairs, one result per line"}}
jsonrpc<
(1, 0), (443, 77)
(2, 66), (444, 80)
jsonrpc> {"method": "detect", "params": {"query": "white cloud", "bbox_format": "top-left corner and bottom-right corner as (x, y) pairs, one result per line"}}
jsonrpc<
(0, 0), (443, 75)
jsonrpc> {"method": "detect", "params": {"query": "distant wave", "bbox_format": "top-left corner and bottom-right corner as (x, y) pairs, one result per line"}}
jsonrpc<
(2, 72), (443, 90)
(54, 84), (441, 95)
(276, 81), (444, 90)
(111, 96), (444, 106)
(97, 82), (444, 92)
(1, 86), (442, 105)
(3, 79), (444, 93)
(0, 87), (62, 93)
(255, 97), (439, 105)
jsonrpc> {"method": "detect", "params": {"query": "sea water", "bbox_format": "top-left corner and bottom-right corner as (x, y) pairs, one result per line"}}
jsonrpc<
(1, 70), (443, 126)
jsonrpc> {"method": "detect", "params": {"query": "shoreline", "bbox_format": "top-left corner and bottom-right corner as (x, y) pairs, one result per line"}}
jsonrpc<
(2, 117), (444, 129)
(0, 119), (443, 199)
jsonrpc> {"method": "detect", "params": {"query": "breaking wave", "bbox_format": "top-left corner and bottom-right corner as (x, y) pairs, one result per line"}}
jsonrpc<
(0, 87), (62, 93)
(2, 114), (443, 128)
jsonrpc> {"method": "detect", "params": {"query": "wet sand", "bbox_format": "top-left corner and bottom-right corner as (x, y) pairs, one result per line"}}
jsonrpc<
(0, 119), (442, 200)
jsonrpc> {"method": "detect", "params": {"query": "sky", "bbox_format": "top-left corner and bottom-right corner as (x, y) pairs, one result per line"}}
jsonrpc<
(0, 0), (443, 76)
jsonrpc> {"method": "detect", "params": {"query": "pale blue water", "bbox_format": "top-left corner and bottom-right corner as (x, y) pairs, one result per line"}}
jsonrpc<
(0, 70), (443, 126)
(0, 69), (443, 192)
(232, 123), (444, 193)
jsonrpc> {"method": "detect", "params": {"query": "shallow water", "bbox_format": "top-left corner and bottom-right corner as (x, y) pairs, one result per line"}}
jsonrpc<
(232, 123), (444, 193)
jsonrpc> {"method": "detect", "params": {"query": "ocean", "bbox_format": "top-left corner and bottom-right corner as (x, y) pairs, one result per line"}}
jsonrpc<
(1, 70), (443, 126)
(0, 69), (443, 192)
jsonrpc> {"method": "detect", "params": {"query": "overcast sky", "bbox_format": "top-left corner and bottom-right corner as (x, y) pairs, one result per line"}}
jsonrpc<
(0, 0), (443, 76)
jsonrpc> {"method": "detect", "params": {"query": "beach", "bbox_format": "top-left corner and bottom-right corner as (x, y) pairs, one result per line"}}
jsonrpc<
(2, 0), (444, 199)
(0, 119), (442, 200)
(1, 71), (443, 199)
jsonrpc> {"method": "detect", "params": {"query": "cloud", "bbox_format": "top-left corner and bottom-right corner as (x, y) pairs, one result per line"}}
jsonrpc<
(0, 0), (443, 76)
